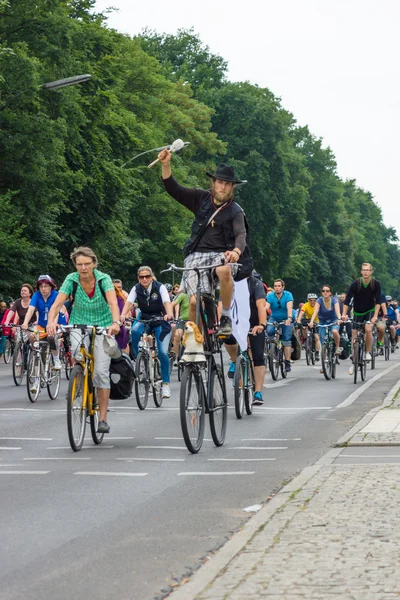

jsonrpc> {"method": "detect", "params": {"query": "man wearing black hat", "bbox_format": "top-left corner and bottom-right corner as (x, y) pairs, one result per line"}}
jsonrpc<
(158, 149), (253, 335)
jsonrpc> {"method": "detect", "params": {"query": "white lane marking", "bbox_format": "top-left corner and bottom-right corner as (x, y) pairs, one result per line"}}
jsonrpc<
(228, 446), (288, 450)
(316, 418), (336, 421)
(0, 447), (21, 450)
(178, 472), (255, 476)
(208, 458), (276, 462)
(107, 437), (135, 440)
(0, 437), (53, 441)
(340, 454), (400, 458)
(136, 445), (186, 450)
(116, 458), (185, 462)
(0, 408), (65, 412)
(154, 437), (213, 442)
(74, 471), (148, 477)
(336, 363), (400, 408)
(263, 378), (299, 389)
(46, 446), (114, 450)
(0, 464), (24, 467)
(0, 471), (50, 475)
(240, 438), (301, 441)
(257, 406), (332, 410)
(243, 504), (263, 512)
(113, 406), (179, 411)
(24, 457), (91, 461)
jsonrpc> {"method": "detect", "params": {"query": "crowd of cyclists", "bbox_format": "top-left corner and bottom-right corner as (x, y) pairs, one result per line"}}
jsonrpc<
(1, 151), (399, 438)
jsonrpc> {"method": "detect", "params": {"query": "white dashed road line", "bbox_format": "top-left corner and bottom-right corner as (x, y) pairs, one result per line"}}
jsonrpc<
(228, 446), (288, 450)
(116, 457), (185, 462)
(178, 472), (255, 476)
(74, 471), (148, 477)
(207, 458), (276, 462)
(0, 471), (50, 475)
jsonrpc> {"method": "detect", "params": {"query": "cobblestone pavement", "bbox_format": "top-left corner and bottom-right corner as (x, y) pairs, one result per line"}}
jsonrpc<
(195, 463), (400, 599)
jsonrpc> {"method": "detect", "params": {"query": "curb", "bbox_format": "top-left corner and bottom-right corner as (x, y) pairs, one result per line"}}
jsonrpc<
(169, 375), (400, 600)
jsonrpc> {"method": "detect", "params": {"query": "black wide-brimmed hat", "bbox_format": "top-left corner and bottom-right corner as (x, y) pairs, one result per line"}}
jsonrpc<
(206, 163), (247, 185)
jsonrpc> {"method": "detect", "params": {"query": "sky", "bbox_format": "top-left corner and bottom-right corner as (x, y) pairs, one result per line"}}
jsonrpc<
(95, 0), (400, 236)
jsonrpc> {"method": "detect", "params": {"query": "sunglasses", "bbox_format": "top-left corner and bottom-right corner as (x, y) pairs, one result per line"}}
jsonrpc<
(322, 289), (331, 293)
(139, 275), (151, 280)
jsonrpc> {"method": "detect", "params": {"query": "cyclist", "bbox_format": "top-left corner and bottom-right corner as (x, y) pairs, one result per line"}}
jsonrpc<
(342, 262), (382, 375)
(384, 295), (398, 349)
(297, 293), (320, 362)
(158, 149), (253, 335)
(4, 284), (35, 328)
(308, 284), (341, 357)
(266, 279), (294, 372)
(0, 301), (11, 358)
(47, 247), (121, 434)
(21, 276), (67, 375)
(120, 266), (174, 399)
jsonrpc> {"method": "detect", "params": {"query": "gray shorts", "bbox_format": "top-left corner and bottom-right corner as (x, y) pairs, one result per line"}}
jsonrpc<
(70, 330), (111, 390)
(183, 251), (238, 297)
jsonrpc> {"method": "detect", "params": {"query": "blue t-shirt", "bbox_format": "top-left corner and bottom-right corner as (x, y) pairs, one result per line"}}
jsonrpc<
(30, 290), (67, 327)
(267, 291), (294, 320)
(317, 296), (339, 322)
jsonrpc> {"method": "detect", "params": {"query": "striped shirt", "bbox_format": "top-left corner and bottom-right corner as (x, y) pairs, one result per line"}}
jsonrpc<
(59, 270), (114, 327)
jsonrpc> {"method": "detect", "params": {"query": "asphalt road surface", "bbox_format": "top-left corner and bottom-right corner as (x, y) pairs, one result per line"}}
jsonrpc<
(0, 350), (399, 600)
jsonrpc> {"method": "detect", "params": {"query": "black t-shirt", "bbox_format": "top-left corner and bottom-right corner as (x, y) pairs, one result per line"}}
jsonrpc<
(11, 298), (36, 324)
(248, 277), (266, 327)
(344, 278), (382, 316)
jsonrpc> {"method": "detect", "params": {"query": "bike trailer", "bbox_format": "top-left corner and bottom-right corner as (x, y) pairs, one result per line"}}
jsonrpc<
(109, 352), (135, 400)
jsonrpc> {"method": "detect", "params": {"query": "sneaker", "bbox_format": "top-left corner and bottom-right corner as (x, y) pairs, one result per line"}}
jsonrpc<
(285, 360), (291, 372)
(252, 391), (264, 406)
(227, 361), (236, 379)
(396, 345), (399, 350)
(335, 347), (342, 355)
(315, 351), (320, 362)
(218, 315), (232, 336)
(365, 352), (372, 361)
(53, 358), (62, 370)
(97, 420), (110, 434)
(348, 364), (354, 375)
(162, 383), (171, 398)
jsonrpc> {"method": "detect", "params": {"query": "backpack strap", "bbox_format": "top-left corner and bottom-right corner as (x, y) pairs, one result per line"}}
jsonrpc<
(65, 278), (107, 312)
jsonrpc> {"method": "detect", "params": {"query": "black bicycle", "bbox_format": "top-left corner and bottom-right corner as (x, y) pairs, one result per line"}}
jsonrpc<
(234, 340), (254, 419)
(303, 320), (317, 366)
(319, 324), (340, 380)
(9, 324), (31, 386)
(134, 318), (165, 410)
(267, 321), (288, 381)
(162, 262), (228, 454)
(352, 321), (368, 384)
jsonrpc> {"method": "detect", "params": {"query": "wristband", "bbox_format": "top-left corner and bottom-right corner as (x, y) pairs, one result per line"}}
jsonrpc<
(232, 249), (240, 257)
(259, 324), (266, 330)
(112, 321), (122, 326)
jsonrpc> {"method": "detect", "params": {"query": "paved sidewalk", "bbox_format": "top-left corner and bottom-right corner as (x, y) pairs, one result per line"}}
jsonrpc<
(171, 380), (400, 600)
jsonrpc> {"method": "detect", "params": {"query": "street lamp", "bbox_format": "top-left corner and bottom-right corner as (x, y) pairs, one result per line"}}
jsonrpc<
(0, 74), (91, 110)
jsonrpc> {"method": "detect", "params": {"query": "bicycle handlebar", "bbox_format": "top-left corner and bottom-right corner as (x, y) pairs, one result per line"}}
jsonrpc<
(161, 260), (240, 274)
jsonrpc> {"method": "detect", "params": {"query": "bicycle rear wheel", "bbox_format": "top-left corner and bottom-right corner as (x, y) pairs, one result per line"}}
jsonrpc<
(269, 342), (279, 380)
(152, 357), (163, 407)
(4, 338), (12, 364)
(321, 343), (332, 380)
(26, 352), (41, 403)
(359, 342), (366, 381)
(47, 355), (61, 400)
(180, 365), (205, 454)
(244, 363), (254, 416)
(67, 365), (87, 452)
(90, 388), (104, 445)
(384, 333), (390, 361)
(234, 355), (245, 419)
(353, 341), (358, 384)
(209, 363), (228, 447)
(65, 352), (73, 380)
(135, 352), (150, 410)
(12, 343), (24, 386)
(280, 348), (287, 379)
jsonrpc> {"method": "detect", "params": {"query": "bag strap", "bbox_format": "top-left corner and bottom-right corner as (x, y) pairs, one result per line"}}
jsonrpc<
(66, 278), (107, 312)
(190, 203), (228, 254)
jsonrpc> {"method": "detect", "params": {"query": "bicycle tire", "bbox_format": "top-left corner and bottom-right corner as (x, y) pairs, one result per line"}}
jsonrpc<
(12, 343), (24, 386)
(47, 355), (61, 400)
(269, 342), (279, 380)
(26, 351), (41, 403)
(152, 357), (163, 407)
(305, 337), (311, 366)
(135, 352), (150, 410)
(180, 365), (205, 454)
(332, 348), (337, 379)
(209, 363), (228, 447)
(280, 347), (287, 379)
(234, 355), (245, 419)
(371, 343), (376, 370)
(67, 365), (87, 452)
(360, 342), (366, 381)
(244, 363), (253, 416)
(311, 337), (316, 365)
(4, 338), (12, 364)
(384, 333), (390, 361)
(65, 352), (73, 380)
(321, 343), (332, 380)
(353, 340), (358, 384)
(90, 388), (104, 445)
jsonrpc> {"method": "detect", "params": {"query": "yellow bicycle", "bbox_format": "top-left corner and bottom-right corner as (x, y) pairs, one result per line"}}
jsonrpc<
(61, 324), (106, 452)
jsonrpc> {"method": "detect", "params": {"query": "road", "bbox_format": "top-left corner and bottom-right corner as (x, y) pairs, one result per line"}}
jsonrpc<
(0, 352), (398, 600)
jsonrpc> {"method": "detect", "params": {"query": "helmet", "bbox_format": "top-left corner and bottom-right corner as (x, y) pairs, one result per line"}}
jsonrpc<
(36, 274), (56, 290)
(307, 293), (318, 300)
(165, 283), (173, 292)
(386, 295), (392, 302)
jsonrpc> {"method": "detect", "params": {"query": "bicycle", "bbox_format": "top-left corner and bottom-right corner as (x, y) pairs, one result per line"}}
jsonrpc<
(319, 323), (340, 380)
(302, 320), (317, 366)
(234, 334), (254, 419)
(134, 317), (165, 410)
(61, 324), (107, 452)
(26, 327), (61, 403)
(267, 321), (288, 381)
(370, 324), (378, 370)
(59, 332), (73, 379)
(162, 262), (229, 454)
(352, 321), (368, 384)
(9, 324), (31, 386)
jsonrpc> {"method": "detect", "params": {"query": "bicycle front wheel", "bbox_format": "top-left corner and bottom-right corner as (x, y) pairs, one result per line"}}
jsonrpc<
(321, 343), (332, 380)
(67, 365), (87, 452)
(180, 365), (205, 454)
(244, 363), (254, 416)
(65, 352), (73, 380)
(90, 388), (104, 445)
(384, 334), (390, 361)
(47, 355), (61, 400)
(12, 343), (24, 386)
(209, 364), (228, 447)
(234, 355), (245, 419)
(269, 342), (279, 380)
(353, 341), (358, 384)
(135, 352), (150, 410)
(359, 343), (366, 381)
(152, 357), (163, 407)
(4, 338), (12, 364)
(26, 352), (41, 403)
